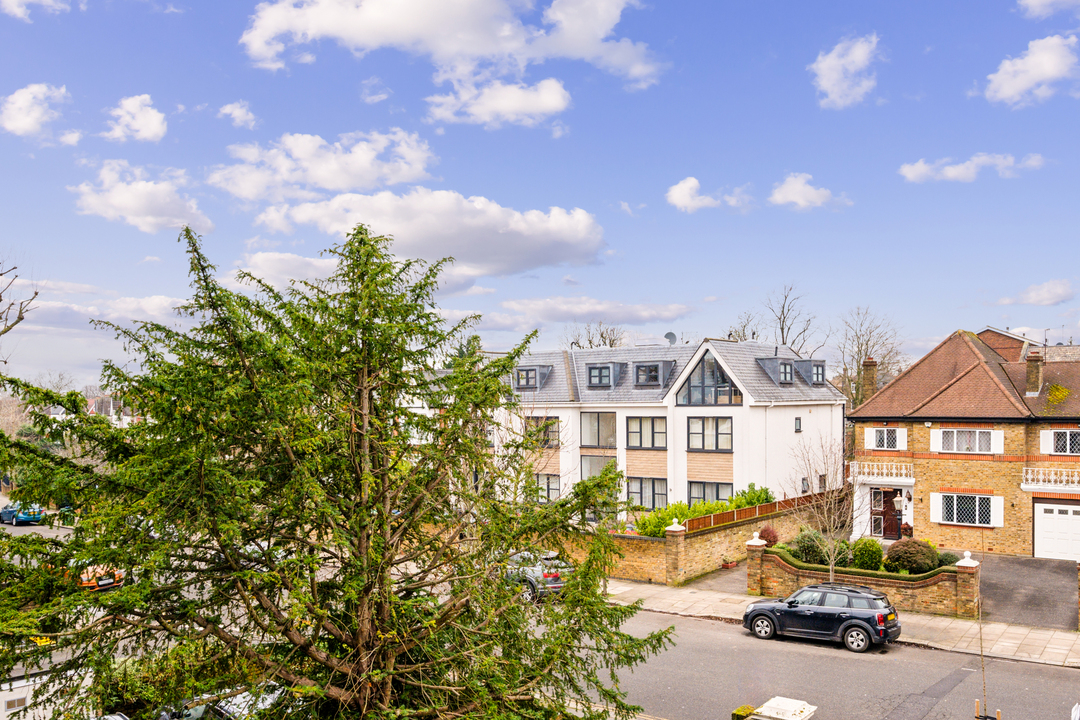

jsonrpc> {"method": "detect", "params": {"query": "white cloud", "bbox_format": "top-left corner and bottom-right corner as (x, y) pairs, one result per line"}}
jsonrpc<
(223, 251), (337, 290)
(500, 295), (693, 325)
(360, 77), (391, 104)
(140, 256), (161, 263)
(207, 128), (434, 202)
(217, 100), (257, 129)
(0, 83), (70, 137)
(562, 275), (579, 286)
(767, 173), (849, 210)
(427, 78), (571, 127)
(58, 129), (82, 145)
(808, 34), (880, 109)
(240, 0), (661, 126)
(255, 186), (604, 291)
(899, 153), (1045, 182)
(11, 277), (108, 295)
(1018, 0), (1080, 18)
(463, 285), (495, 296)
(551, 120), (568, 138)
(70, 160), (213, 234)
(984, 35), (1078, 107)
(998, 279), (1075, 306)
(1, 0), (68, 21)
(665, 177), (752, 213)
(101, 94), (168, 142)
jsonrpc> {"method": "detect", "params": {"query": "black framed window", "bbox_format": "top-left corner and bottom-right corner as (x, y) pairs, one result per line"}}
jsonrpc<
(676, 354), (743, 405)
(818, 474), (827, 492)
(941, 493), (992, 527)
(628, 477), (668, 510)
(688, 416), (733, 451)
(516, 368), (537, 389)
(525, 416), (560, 448)
(795, 417), (802, 433)
(537, 473), (560, 503)
(581, 455), (615, 479)
(813, 364), (825, 383)
(627, 417), (667, 449)
(635, 364), (660, 385)
(689, 481), (732, 506)
(587, 365), (611, 387)
(581, 412), (616, 448)
(779, 362), (793, 383)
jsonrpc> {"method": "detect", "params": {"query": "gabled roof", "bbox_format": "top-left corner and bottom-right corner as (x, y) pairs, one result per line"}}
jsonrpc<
(511, 340), (844, 406)
(850, 329), (1080, 420)
(976, 327), (1037, 363)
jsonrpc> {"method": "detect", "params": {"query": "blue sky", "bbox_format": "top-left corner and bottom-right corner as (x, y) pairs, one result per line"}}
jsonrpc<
(2, 0), (1080, 386)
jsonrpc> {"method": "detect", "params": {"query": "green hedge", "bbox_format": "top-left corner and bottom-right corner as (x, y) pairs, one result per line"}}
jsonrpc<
(635, 483), (775, 537)
(764, 547), (957, 583)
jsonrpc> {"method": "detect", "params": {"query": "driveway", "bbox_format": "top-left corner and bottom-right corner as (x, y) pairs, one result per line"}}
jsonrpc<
(976, 553), (1078, 631)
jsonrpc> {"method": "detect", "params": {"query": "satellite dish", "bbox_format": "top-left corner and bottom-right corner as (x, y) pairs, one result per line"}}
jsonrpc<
(664, 332), (677, 346)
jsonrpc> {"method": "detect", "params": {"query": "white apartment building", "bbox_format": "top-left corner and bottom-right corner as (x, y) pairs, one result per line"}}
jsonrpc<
(505, 338), (846, 508)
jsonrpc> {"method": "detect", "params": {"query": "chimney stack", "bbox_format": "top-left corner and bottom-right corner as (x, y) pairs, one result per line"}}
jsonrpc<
(1026, 350), (1043, 397)
(861, 356), (878, 405)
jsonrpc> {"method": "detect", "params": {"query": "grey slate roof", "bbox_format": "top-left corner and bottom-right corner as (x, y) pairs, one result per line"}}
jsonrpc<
(512, 340), (845, 405)
(1045, 345), (1080, 362)
(706, 340), (846, 403)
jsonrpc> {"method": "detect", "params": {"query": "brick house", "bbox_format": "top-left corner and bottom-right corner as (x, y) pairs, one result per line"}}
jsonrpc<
(502, 338), (846, 509)
(848, 327), (1080, 560)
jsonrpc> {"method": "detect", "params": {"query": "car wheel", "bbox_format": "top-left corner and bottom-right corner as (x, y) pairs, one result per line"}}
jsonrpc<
(751, 615), (775, 639)
(519, 580), (538, 604)
(844, 626), (871, 653)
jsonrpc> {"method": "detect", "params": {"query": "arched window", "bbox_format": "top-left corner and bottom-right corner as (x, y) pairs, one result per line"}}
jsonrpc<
(676, 353), (743, 405)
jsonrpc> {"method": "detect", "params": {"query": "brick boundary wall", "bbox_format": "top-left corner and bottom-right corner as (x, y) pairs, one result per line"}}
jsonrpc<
(567, 503), (808, 586)
(744, 544), (980, 619)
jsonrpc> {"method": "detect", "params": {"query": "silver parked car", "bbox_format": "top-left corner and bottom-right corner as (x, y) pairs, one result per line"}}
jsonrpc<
(505, 550), (573, 602)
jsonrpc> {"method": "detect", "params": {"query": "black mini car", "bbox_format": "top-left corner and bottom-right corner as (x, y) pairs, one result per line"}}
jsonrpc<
(742, 583), (902, 653)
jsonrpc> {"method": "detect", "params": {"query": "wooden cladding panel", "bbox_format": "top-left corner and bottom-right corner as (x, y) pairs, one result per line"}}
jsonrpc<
(625, 450), (667, 478)
(685, 452), (733, 482)
(528, 448), (560, 474)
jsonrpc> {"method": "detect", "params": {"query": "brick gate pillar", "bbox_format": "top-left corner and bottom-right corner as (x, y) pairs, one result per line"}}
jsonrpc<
(955, 551), (980, 619)
(746, 531), (767, 596)
(664, 519), (686, 586)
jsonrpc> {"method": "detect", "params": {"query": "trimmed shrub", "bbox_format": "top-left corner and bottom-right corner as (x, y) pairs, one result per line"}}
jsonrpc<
(634, 484), (777, 538)
(833, 539), (852, 568)
(852, 537), (884, 571)
(885, 538), (939, 575)
(758, 524), (779, 547)
(937, 552), (960, 567)
(792, 528), (827, 565)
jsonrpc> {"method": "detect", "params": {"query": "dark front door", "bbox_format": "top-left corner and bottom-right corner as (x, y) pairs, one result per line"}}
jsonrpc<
(871, 488), (901, 540)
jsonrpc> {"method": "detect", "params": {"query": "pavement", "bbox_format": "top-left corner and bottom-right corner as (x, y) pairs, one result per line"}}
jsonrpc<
(606, 573), (1080, 669)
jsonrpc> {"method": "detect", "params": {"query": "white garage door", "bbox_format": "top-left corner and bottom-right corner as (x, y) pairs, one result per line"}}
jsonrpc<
(1034, 502), (1080, 561)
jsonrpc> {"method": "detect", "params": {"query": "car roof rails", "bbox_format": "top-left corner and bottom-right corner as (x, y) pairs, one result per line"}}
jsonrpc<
(814, 582), (879, 595)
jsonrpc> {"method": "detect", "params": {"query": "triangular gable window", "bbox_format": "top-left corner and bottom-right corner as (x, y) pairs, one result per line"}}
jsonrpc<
(676, 353), (743, 405)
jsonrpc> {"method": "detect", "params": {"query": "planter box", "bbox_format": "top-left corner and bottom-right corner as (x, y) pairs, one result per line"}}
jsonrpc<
(722, 561), (737, 569)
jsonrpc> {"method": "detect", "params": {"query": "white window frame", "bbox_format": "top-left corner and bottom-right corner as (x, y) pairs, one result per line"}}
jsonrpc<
(929, 492), (1004, 528)
(865, 427), (907, 451)
(1052, 429), (1080, 455)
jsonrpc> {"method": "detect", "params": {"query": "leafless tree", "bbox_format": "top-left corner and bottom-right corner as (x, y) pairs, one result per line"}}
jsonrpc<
(763, 284), (828, 357)
(726, 310), (763, 341)
(561, 320), (625, 349)
(787, 437), (855, 582)
(0, 263), (37, 361)
(833, 306), (908, 408)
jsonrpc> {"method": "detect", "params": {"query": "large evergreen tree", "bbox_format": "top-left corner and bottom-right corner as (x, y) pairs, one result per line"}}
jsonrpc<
(0, 226), (669, 719)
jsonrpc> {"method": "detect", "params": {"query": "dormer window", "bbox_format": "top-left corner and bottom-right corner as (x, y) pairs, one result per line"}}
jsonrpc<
(635, 364), (660, 385)
(813, 364), (825, 384)
(779, 362), (793, 384)
(588, 365), (611, 387)
(516, 368), (537, 390)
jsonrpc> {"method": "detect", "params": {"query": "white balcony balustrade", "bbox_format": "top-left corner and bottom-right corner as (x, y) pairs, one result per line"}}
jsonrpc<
(850, 462), (915, 481)
(1022, 467), (1080, 490)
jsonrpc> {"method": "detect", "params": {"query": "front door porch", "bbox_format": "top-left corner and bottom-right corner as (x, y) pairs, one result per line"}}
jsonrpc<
(850, 462), (915, 542)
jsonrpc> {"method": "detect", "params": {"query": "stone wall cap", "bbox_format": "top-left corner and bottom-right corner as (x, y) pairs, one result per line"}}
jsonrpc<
(665, 518), (685, 532)
(747, 531), (768, 547)
(955, 550), (980, 568)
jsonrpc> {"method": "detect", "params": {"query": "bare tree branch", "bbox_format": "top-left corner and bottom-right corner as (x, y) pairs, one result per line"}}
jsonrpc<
(786, 437), (853, 582)
(832, 306), (909, 407)
(762, 284), (829, 357)
(560, 321), (625, 349)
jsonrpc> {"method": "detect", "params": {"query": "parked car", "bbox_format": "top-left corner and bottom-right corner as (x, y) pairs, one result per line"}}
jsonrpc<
(742, 582), (902, 653)
(1, 502), (45, 525)
(156, 685), (284, 720)
(505, 550), (573, 602)
(69, 562), (126, 592)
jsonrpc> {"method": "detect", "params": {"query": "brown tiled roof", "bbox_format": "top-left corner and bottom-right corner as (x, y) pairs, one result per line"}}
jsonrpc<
(977, 328), (1027, 363)
(849, 330), (1080, 420)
